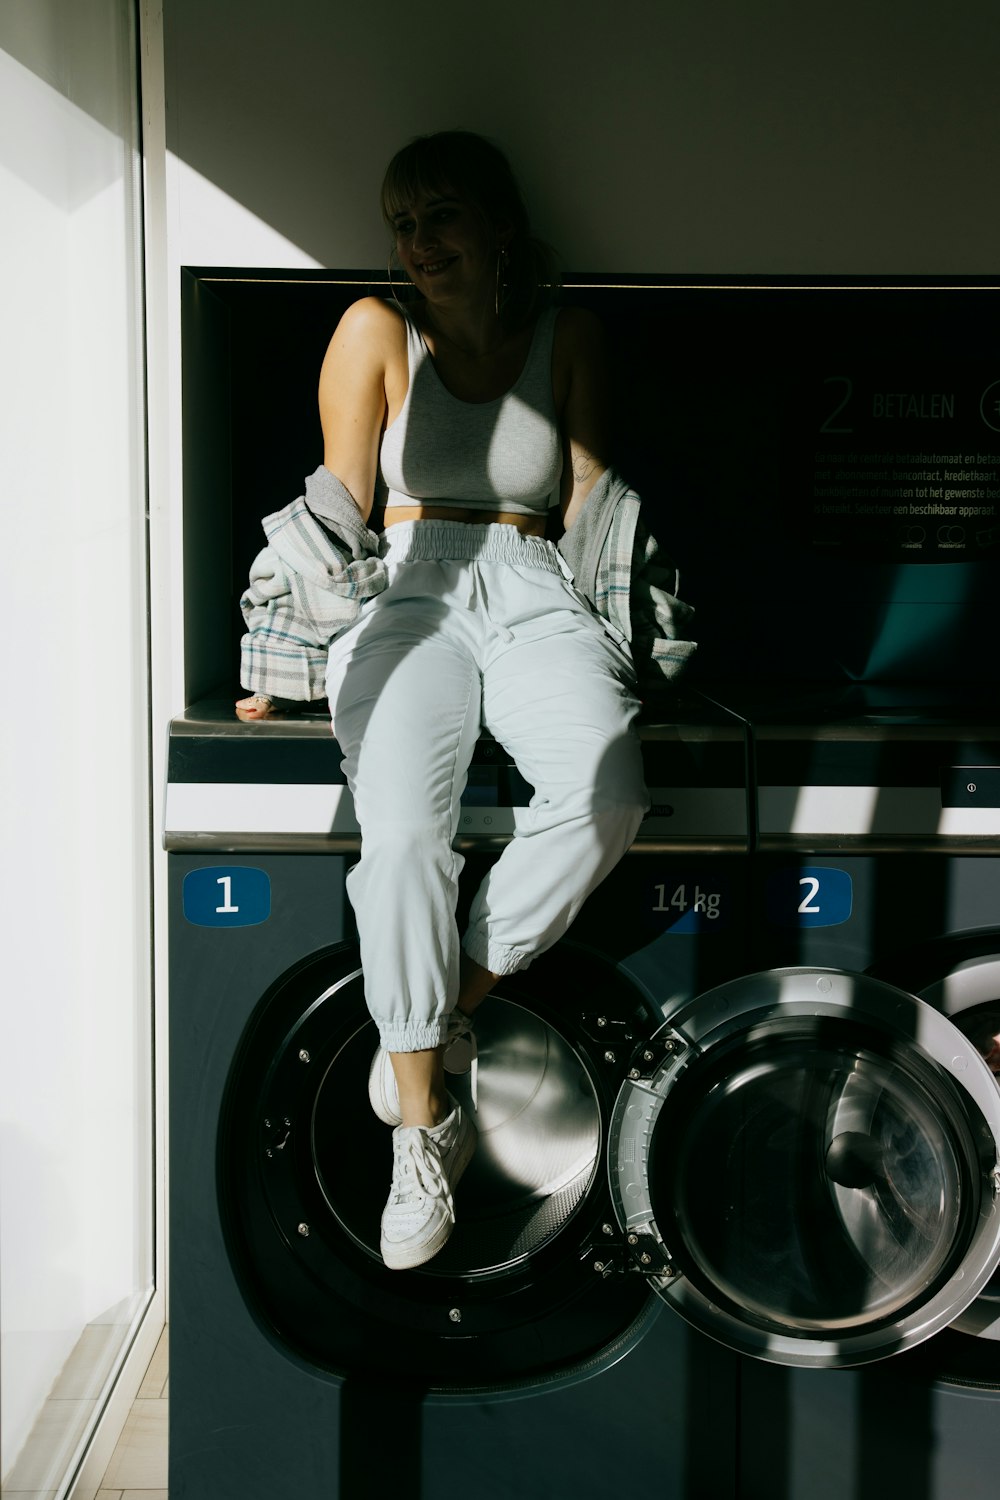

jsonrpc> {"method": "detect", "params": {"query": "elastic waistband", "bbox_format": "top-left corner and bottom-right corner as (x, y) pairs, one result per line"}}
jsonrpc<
(379, 520), (567, 575)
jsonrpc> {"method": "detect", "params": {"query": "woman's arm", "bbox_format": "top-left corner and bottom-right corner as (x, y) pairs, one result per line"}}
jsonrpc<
(554, 307), (613, 531)
(236, 298), (395, 721)
(318, 295), (399, 523)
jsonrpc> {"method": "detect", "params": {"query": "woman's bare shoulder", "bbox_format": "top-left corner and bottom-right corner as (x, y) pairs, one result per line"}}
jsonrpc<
(335, 292), (407, 343)
(553, 304), (607, 357)
(316, 294), (401, 384)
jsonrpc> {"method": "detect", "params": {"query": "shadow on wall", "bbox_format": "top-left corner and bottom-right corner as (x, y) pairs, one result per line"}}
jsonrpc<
(153, 0), (1000, 275)
(0, 0), (133, 141)
(0, 0), (136, 210)
(8, 0), (1000, 272)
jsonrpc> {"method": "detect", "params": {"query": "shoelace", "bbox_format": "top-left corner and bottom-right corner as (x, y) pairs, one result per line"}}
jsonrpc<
(389, 1129), (455, 1215)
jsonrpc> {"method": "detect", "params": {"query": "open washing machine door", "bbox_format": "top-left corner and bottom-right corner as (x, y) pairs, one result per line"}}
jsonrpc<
(914, 952), (1000, 1343)
(866, 938), (1000, 1364)
(608, 966), (1000, 1367)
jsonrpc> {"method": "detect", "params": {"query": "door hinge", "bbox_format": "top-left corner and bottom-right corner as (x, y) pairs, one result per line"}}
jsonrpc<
(623, 1031), (688, 1083)
(590, 1229), (679, 1280)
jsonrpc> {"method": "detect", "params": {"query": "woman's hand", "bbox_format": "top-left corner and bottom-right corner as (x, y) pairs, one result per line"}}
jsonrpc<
(235, 694), (284, 722)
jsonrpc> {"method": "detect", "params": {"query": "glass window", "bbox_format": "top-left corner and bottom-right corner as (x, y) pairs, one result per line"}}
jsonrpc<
(0, 0), (152, 1492)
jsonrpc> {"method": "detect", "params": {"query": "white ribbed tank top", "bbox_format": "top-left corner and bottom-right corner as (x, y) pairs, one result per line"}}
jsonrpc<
(380, 306), (562, 515)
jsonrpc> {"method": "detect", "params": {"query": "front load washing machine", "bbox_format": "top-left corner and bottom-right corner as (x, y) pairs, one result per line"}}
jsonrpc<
(165, 692), (750, 1500)
(170, 266), (1000, 1498)
(167, 687), (1000, 1498)
(668, 683), (1000, 1500)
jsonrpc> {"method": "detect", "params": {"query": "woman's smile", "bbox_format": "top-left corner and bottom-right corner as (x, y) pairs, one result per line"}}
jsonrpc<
(415, 255), (459, 277)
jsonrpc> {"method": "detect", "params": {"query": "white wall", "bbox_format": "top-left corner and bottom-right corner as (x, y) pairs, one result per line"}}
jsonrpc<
(0, 0), (154, 1486)
(161, 0), (1000, 274)
(150, 0), (1000, 711)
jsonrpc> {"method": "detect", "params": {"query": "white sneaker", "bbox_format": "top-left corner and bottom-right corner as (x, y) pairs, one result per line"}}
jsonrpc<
(368, 1011), (478, 1126)
(380, 1101), (477, 1270)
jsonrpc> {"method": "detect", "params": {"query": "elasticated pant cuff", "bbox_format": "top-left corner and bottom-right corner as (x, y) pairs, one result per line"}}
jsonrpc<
(377, 1019), (449, 1053)
(462, 932), (530, 977)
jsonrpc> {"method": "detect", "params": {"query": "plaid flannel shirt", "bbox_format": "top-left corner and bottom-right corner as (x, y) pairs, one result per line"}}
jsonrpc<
(558, 468), (696, 688)
(239, 468), (387, 699)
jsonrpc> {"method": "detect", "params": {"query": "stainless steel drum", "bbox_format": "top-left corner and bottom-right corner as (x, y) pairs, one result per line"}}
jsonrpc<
(609, 967), (1000, 1367)
(316, 996), (602, 1275)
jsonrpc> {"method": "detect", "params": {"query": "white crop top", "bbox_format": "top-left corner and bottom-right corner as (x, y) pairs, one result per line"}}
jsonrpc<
(380, 306), (563, 515)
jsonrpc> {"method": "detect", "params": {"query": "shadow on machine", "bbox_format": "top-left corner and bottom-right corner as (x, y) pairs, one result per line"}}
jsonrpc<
(168, 272), (1000, 1499)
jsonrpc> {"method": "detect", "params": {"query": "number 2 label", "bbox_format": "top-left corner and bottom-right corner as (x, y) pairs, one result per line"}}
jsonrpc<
(797, 876), (821, 914)
(766, 867), (852, 928)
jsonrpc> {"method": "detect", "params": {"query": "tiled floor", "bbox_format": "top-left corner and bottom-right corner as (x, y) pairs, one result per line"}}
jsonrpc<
(3, 1315), (167, 1500)
(93, 1327), (168, 1500)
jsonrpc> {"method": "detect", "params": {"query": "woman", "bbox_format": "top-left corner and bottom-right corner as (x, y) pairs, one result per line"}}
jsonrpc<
(237, 131), (649, 1271)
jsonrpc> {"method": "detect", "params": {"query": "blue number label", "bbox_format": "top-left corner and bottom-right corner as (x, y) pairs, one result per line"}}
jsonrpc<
(766, 867), (852, 928)
(183, 867), (271, 928)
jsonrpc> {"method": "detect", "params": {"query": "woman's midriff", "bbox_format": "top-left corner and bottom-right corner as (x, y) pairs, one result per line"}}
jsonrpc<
(383, 504), (547, 536)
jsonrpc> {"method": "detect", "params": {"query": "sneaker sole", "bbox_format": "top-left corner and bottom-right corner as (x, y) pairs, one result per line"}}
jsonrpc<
(367, 1048), (402, 1127)
(380, 1117), (477, 1271)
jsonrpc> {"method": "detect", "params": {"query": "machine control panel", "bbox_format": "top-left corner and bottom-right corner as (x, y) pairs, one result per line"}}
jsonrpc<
(164, 697), (749, 852)
(943, 767), (1000, 809)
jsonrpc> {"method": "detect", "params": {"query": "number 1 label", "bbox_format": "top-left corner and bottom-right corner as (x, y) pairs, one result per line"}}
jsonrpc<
(215, 876), (240, 914)
(183, 867), (271, 928)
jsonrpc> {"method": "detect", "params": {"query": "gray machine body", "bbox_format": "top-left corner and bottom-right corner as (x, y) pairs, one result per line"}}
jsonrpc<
(169, 274), (1000, 1498)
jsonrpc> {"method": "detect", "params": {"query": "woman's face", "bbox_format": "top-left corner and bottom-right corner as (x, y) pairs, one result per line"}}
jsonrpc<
(390, 189), (496, 306)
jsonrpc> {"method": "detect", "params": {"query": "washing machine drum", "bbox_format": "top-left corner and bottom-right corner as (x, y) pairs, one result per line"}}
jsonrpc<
(220, 942), (656, 1392)
(609, 967), (1000, 1368)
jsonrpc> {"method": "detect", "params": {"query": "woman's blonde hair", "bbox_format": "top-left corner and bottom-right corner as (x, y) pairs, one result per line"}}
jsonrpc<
(381, 130), (555, 327)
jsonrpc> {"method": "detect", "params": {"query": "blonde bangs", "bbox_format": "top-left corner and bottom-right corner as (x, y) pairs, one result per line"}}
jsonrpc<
(381, 143), (457, 228)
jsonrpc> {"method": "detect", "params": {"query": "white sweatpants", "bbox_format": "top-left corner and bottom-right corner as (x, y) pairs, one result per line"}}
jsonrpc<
(325, 521), (648, 1052)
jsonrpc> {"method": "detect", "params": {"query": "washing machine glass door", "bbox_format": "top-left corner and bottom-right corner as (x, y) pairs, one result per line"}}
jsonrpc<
(881, 946), (1000, 1347)
(609, 967), (1000, 1367)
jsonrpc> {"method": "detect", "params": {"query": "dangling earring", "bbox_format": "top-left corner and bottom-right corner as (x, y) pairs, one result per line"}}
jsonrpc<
(495, 246), (510, 320)
(387, 246), (408, 313)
